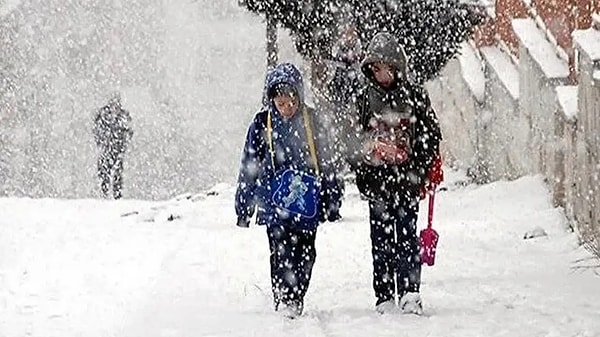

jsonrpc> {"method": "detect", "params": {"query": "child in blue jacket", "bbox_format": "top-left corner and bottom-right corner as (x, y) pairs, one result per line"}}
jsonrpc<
(235, 63), (342, 319)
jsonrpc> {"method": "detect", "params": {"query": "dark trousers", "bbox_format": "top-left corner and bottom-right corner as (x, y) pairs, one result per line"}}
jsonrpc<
(266, 224), (317, 310)
(98, 150), (125, 199)
(369, 199), (421, 305)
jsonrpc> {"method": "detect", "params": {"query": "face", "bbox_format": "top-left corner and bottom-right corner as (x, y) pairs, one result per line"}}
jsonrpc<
(273, 93), (300, 119)
(342, 25), (357, 43)
(371, 62), (395, 88)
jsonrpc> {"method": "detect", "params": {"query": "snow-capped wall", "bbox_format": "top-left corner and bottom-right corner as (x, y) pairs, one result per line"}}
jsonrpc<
(513, 18), (571, 183)
(573, 28), (600, 238)
(427, 42), (524, 183)
(428, 18), (600, 237)
(479, 46), (522, 180)
(425, 48), (480, 175)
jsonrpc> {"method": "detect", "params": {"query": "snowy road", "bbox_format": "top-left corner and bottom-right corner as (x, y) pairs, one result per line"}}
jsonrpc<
(1, 171), (599, 337)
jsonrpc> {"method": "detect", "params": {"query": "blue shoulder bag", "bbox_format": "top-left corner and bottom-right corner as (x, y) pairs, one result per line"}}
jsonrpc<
(267, 108), (321, 227)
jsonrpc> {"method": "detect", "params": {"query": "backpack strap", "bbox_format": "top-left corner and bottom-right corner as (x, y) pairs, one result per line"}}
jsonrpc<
(266, 110), (276, 169)
(266, 107), (320, 175)
(302, 108), (320, 175)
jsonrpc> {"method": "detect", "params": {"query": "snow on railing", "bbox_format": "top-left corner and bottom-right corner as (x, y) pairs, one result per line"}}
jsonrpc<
(519, 0), (570, 62)
(512, 18), (570, 80)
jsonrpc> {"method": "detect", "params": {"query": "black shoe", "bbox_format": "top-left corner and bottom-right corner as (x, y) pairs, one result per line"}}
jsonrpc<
(375, 296), (393, 307)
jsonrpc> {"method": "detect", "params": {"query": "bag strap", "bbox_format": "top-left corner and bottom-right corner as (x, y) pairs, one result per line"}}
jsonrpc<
(303, 108), (320, 175)
(266, 110), (276, 169)
(266, 107), (320, 175)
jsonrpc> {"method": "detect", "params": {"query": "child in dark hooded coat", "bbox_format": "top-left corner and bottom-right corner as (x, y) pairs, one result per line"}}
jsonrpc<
(235, 63), (342, 318)
(347, 32), (442, 315)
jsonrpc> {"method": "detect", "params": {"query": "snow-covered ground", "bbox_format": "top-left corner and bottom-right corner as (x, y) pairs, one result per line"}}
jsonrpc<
(1, 170), (599, 337)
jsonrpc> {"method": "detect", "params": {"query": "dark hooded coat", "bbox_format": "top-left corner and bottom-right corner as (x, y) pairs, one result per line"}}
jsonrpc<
(349, 32), (442, 203)
(235, 63), (342, 228)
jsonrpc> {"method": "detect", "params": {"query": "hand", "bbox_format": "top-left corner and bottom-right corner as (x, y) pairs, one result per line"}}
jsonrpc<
(367, 140), (409, 165)
(236, 216), (250, 228)
(318, 204), (342, 223)
(428, 156), (444, 186)
(419, 156), (443, 200)
(327, 211), (342, 222)
(326, 199), (342, 222)
(419, 184), (435, 200)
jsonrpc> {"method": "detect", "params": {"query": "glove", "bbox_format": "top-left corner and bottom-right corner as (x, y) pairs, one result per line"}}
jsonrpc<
(328, 212), (342, 222)
(419, 155), (444, 200)
(319, 203), (342, 223)
(364, 140), (409, 166)
(373, 140), (409, 164)
(325, 203), (342, 222)
(236, 216), (250, 228)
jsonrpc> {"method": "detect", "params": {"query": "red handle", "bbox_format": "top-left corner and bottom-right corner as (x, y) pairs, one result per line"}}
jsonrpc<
(427, 190), (435, 229)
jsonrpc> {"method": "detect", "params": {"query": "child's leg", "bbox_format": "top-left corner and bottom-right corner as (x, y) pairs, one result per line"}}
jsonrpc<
(97, 152), (111, 198)
(267, 224), (286, 309)
(392, 200), (421, 294)
(266, 224), (316, 313)
(293, 228), (317, 304)
(112, 152), (124, 199)
(369, 200), (396, 305)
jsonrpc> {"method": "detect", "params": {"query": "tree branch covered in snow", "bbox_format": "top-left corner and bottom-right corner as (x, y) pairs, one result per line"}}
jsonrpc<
(240, 0), (485, 83)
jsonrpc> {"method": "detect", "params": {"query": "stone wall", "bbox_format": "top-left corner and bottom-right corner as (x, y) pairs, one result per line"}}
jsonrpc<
(429, 18), (599, 237)
(426, 51), (481, 174)
(574, 27), (600, 238)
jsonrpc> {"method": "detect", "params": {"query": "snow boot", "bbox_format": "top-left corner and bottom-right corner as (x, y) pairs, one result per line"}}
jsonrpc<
(375, 299), (398, 315)
(399, 292), (423, 315)
(276, 300), (303, 319)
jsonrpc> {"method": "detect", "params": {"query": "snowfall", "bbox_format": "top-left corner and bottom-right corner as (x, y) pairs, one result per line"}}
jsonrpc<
(1, 0), (600, 336)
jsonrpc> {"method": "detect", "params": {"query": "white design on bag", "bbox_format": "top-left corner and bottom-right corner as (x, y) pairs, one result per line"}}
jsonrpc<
(282, 174), (309, 211)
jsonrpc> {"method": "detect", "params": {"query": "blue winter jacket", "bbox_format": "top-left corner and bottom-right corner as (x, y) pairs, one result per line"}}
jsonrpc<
(235, 63), (342, 229)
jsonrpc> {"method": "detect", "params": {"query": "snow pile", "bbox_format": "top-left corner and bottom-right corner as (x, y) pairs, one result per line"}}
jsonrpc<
(512, 19), (570, 80)
(573, 28), (600, 61)
(556, 85), (578, 122)
(480, 46), (520, 99)
(458, 42), (486, 103)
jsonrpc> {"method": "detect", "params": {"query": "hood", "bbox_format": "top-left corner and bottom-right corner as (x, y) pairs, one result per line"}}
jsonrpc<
(263, 63), (305, 106)
(361, 32), (408, 84)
